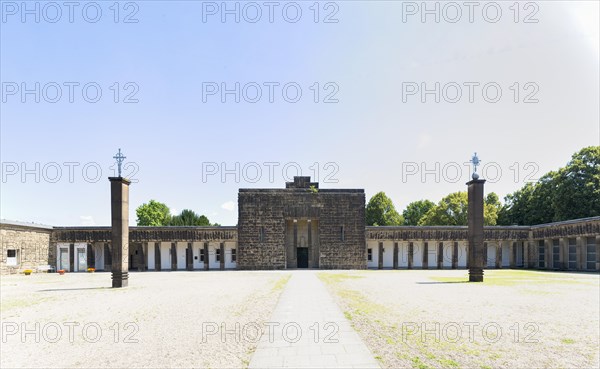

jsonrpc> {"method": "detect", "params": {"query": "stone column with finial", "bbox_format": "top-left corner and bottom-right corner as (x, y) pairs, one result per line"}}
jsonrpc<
(109, 149), (130, 288)
(467, 152), (485, 282)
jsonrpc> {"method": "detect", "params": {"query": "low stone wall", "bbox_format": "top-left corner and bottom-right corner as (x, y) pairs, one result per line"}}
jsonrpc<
(0, 222), (52, 275)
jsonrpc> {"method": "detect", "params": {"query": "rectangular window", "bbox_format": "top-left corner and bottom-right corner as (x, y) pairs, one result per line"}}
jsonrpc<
(568, 238), (577, 270)
(6, 249), (17, 266)
(553, 239), (560, 268)
(259, 226), (265, 242)
(538, 240), (545, 268)
(216, 249), (221, 262)
(199, 248), (205, 262)
(367, 248), (372, 262)
(586, 237), (596, 270)
(231, 249), (236, 263)
(340, 226), (345, 242)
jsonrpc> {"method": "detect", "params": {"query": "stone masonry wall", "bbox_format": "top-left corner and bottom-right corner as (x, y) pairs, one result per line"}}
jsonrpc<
(0, 223), (52, 275)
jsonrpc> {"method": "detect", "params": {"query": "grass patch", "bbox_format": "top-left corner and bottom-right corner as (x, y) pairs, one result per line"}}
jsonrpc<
(411, 356), (433, 369)
(429, 270), (597, 286)
(561, 338), (575, 344)
(318, 272), (364, 285)
(271, 274), (291, 292)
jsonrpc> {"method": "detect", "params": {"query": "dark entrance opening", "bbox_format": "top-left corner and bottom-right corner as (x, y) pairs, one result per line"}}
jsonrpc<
(297, 248), (309, 268)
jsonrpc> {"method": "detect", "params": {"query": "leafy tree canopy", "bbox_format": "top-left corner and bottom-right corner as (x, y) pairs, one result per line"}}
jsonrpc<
(366, 192), (404, 226)
(402, 199), (435, 225)
(136, 200), (170, 226)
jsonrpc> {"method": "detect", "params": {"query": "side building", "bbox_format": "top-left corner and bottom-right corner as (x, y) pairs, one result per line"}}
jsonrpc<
(1, 177), (599, 274)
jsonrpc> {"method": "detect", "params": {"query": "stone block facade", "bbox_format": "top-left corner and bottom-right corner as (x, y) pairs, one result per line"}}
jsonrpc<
(1, 177), (598, 274)
(0, 221), (52, 274)
(238, 177), (366, 269)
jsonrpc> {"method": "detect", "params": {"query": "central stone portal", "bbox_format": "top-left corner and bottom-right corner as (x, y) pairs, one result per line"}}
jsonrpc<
(285, 219), (319, 269)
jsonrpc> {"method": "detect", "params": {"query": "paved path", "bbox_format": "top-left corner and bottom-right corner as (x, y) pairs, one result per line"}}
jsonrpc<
(249, 271), (380, 369)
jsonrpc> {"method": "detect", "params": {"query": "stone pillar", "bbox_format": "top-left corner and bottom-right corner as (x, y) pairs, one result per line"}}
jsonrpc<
(69, 243), (74, 272)
(109, 177), (130, 288)
(104, 243), (112, 272)
(596, 235), (600, 271)
(393, 242), (398, 269)
(186, 242), (193, 271)
(408, 242), (414, 269)
(437, 242), (443, 269)
(170, 242), (177, 271)
(422, 242), (429, 269)
(154, 242), (161, 271)
(560, 238), (568, 270)
(452, 242), (458, 269)
(87, 243), (95, 269)
(220, 242), (225, 270)
(204, 242), (209, 271)
(576, 237), (584, 270)
(509, 241), (515, 268)
(467, 179), (485, 282)
(495, 242), (502, 269)
(377, 242), (383, 269)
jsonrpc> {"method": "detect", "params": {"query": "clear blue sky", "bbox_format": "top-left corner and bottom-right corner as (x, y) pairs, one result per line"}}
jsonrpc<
(1, 0), (599, 226)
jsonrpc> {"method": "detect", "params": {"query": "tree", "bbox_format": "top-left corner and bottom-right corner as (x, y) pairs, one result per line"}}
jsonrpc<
(497, 146), (599, 225)
(136, 200), (171, 226)
(553, 146), (600, 220)
(366, 192), (404, 226)
(402, 200), (435, 225)
(418, 192), (468, 226)
(418, 191), (499, 226)
(168, 209), (212, 226)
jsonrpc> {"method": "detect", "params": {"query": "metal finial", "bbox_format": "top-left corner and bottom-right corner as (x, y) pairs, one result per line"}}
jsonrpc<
(470, 152), (480, 179)
(113, 149), (126, 177)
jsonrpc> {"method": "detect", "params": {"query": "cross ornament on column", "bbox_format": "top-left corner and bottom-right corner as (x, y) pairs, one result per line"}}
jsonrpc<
(113, 149), (126, 177)
(470, 152), (481, 180)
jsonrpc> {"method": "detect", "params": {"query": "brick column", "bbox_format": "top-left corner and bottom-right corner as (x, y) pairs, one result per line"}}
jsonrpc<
(104, 243), (112, 272)
(452, 242), (458, 269)
(467, 178), (485, 282)
(495, 242), (502, 269)
(596, 235), (600, 271)
(408, 242), (413, 269)
(69, 243), (74, 272)
(378, 242), (383, 269)
(186, 242), (193, 271)
(422, 242), (428, 269)
(204, 242), (209, 271)
(171, 242), (177, 271)
(154, 242), (161, 271)
(87, 243), (95, 269)
(109, 176), (130, 287)
(220, 242), (225, 270)
(393, 242), (398, 269)
(509, 241), (515, 268)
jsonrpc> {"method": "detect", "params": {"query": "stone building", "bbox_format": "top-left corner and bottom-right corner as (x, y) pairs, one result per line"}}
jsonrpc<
(1, 177), (599, 274)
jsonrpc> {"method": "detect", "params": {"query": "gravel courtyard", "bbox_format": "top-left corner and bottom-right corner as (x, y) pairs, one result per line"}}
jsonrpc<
(1, 271), (290, 368)
(319, 269), (600, 369)
(2, 270), (599, 369)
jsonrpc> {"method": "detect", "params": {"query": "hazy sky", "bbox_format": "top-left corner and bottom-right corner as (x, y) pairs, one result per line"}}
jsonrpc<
(1, 0), (599, 226)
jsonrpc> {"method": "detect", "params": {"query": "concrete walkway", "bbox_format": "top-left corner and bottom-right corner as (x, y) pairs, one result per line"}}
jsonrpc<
(249, 271), (380, 368)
